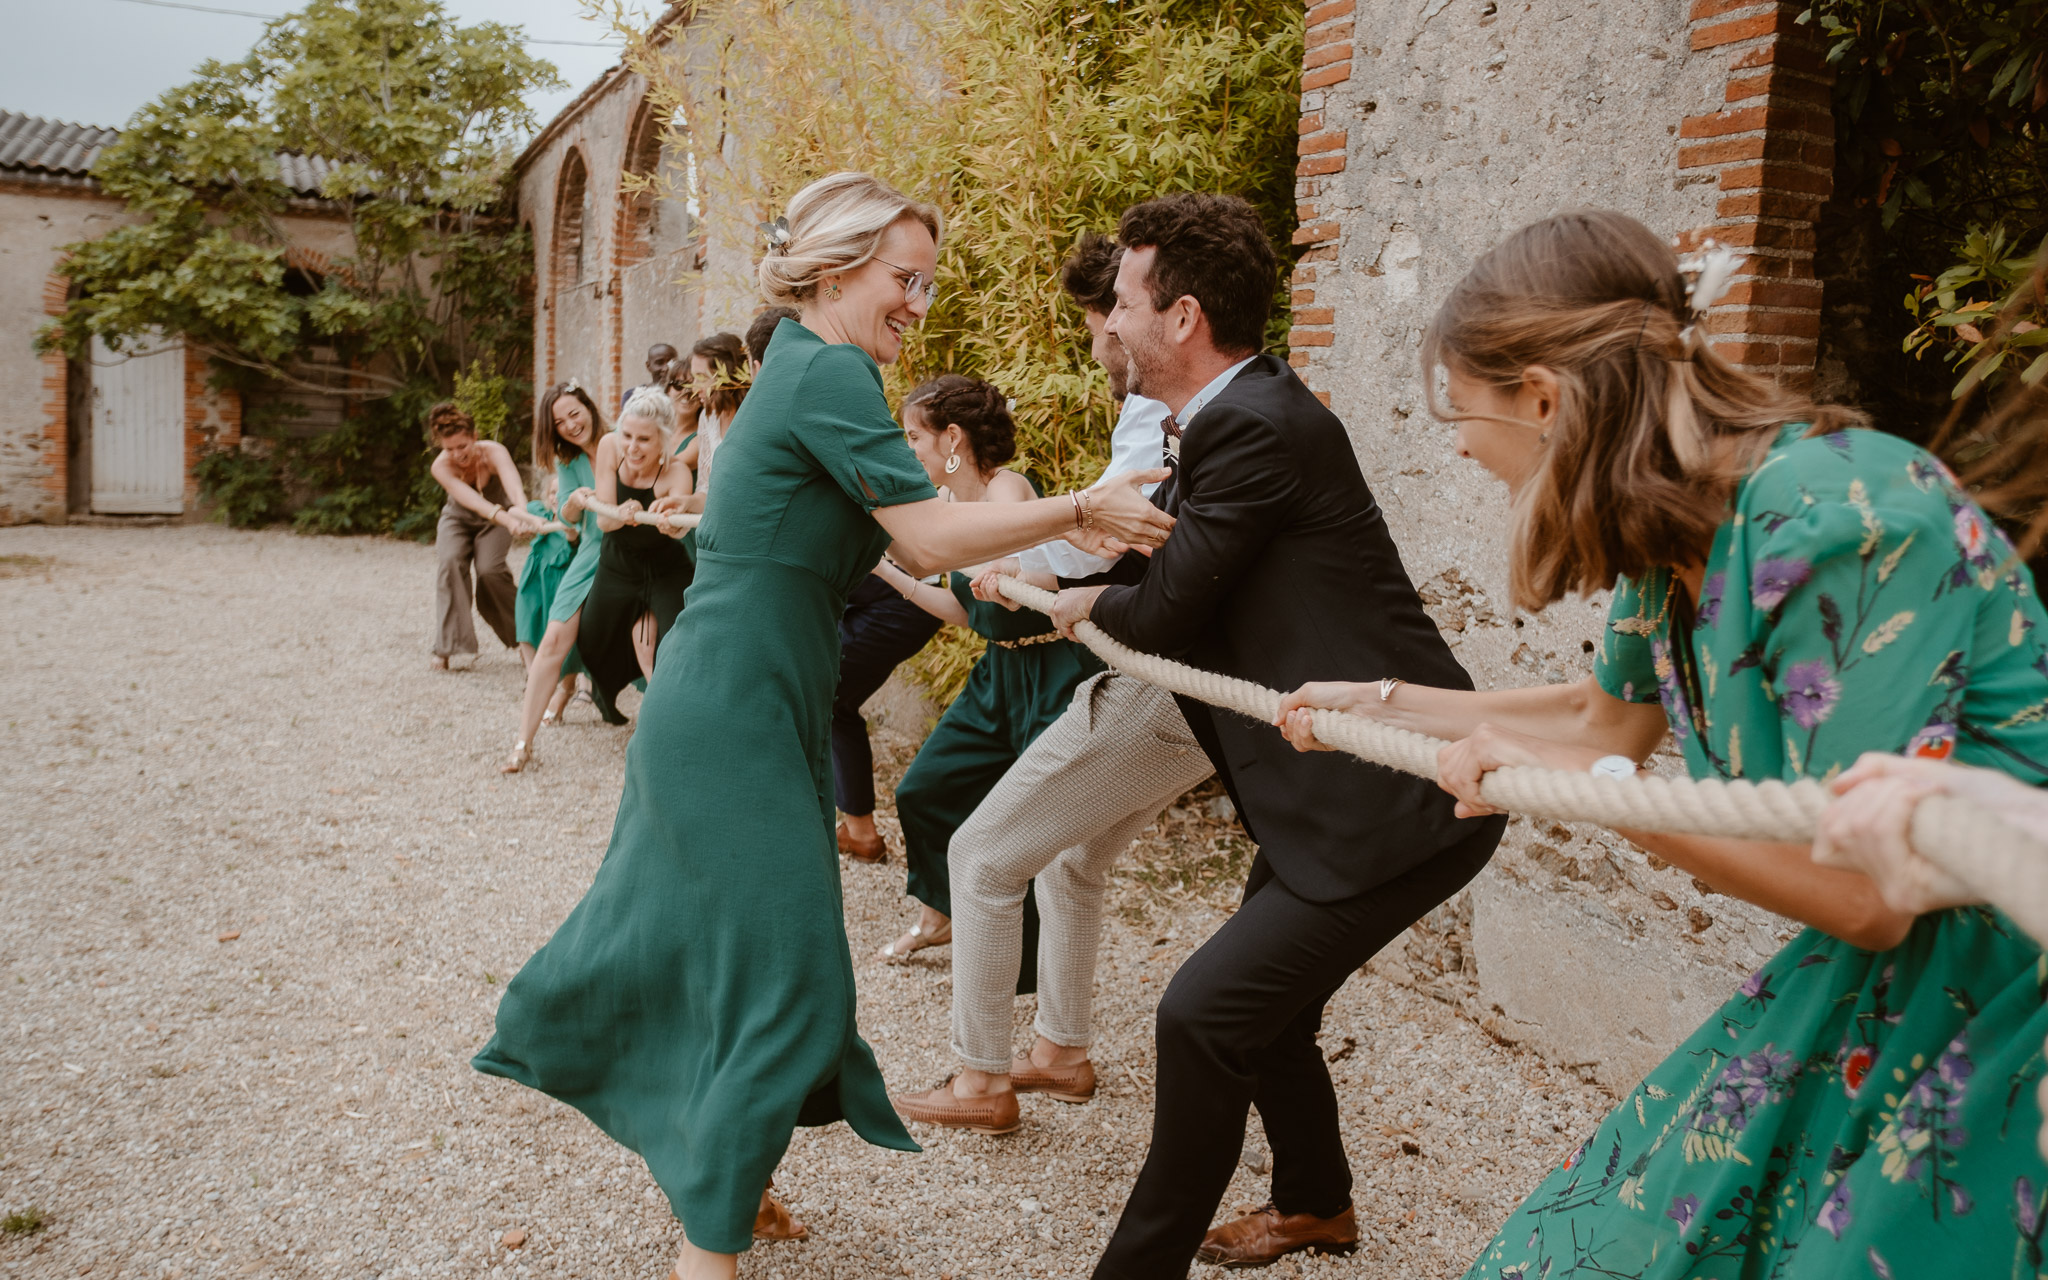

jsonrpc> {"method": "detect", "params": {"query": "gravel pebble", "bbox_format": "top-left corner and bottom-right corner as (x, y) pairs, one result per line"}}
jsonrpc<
(0, 527), (1612, 1278)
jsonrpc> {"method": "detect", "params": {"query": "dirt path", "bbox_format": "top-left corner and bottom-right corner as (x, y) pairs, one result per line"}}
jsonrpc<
(0, 526), (1609, 1280)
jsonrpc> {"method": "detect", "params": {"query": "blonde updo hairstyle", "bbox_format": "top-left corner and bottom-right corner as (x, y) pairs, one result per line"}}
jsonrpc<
(756, 171), (944, 306)
(1421, 209), (1864, 611)
(620, 386), (678, 438)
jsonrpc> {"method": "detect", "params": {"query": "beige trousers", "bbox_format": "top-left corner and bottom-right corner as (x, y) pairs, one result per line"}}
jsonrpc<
(433, 504), (516, 658)
(948, 670), (1214, 1072)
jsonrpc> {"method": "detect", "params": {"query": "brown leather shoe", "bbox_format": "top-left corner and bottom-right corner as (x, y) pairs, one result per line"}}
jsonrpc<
(1010, 1052), (1096, 1103)
(837, 822), (886, 863)
(753, 1190), (807, 1241)
(1196, 1202), (1358, 1268)
(892, 1079), (1022, 1134)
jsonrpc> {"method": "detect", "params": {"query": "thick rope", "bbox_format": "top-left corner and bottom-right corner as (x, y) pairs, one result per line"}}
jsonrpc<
(995, 575), (2048, 939)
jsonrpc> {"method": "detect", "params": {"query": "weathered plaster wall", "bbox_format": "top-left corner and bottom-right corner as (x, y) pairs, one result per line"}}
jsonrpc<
(0, 183), (137, 523)
(1288, 0), (1816, 1089)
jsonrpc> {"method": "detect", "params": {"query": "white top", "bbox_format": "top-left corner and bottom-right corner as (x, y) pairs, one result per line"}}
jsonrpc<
(1017, 393), (1172, 579)
(693, 409), (724, 493)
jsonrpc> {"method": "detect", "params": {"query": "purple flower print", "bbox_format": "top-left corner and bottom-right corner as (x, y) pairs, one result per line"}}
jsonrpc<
(1739, 968), (1775, 1004)
(1698, 1046), (1801, 1135)
(1667, 1194), (1699, 1231)
(1867, 1245), (1894, 1279)
(1751, 556), (1811, 611)
(1782, 660), (1842, 731)
(1880, 1032), (1972, 1188)
(1695, 571), (1725, 629)
(2017, 1177), (2040, 1236)
(1949, 1183), (1974, 1216)
(1817, 1182), (1852, 1239)
(1649, 638), (1693, 742)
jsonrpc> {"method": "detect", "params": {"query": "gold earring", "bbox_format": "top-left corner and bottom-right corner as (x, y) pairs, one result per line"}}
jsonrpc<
(944, 451), (961, 475)
(824, 281), (841, 299)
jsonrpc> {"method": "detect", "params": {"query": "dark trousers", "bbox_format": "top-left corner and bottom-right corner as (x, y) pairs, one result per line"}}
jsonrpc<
(1093, 819), (1502, 1279)
(830, 575), (943, 815)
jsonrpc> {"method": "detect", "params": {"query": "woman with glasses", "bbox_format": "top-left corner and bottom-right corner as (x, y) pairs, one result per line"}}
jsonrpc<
(472, 172), (1173, 1280)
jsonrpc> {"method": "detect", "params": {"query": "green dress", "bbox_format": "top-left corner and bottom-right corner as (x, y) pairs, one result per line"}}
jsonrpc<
(514, 498), (577, 648)
(1467, 425), (2048, 1280)
(549, 452), (604, 626)
(473, 321), (932, 1253)
(894, 573), (1104, 990)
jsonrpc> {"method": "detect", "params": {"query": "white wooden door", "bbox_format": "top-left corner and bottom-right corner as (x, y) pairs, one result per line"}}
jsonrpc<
(91, 332), (186, 515)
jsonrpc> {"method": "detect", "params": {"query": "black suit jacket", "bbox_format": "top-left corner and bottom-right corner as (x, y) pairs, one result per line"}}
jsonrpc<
(1080, 356), (1499, 903)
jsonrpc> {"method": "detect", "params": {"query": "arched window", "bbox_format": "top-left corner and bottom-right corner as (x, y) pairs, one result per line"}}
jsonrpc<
(552, 149), (591, 287)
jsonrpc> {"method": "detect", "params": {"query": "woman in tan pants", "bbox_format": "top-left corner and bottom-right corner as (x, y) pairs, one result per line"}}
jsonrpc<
(427, 403), (540, 669)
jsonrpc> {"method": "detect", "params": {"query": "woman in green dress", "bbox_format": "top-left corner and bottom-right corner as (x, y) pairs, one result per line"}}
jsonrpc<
(1276, 210), (2048, 1280)
(866, 376), (1102, 987)
(472, 171), (1173, 1280)
(502, 381), (622, 774)
(512, 471), (581, 728)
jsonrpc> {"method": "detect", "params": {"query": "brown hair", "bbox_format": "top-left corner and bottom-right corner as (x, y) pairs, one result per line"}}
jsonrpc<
(532, 381), (607, 472)
(686, 332), (750, 420)
(1060, 231), (1122, 315)
(745, 306), (801, 365)
(1422, 209), (1865, 610)
(1116, 193), (1276, 356)
(1938, 253), (2048, 559)
(903, 374), (1016, 473)
(425, 402), (475, 442)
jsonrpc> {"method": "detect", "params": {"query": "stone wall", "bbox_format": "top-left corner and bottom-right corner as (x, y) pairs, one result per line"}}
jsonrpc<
(1286, 0), (1830, 1089)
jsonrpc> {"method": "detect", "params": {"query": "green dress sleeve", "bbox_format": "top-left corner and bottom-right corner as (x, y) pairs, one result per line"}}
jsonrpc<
(1595, 574), (1665, 705)
(1724, 433), (1996, 779)
(791, 345), (938, 512)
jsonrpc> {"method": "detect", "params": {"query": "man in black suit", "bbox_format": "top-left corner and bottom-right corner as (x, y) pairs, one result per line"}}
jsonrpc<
(1049, 193), (1506, 1278)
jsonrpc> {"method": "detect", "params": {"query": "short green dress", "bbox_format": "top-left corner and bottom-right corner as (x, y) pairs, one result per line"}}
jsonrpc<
(1467, 425), (2048, 1280)
(514, 498), (577, 648)
(548, 451), (604, 626)
(894, 574), (1104, 989)
(473, 321), (932, 1253)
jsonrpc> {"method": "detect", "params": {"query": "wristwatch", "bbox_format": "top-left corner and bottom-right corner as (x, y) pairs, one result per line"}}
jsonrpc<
(1589, 754), (1638, 779)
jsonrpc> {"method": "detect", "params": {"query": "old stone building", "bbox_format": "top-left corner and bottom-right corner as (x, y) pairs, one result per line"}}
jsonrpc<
(1285, 0), (1839, 1084)
(0, 110), (355, 525)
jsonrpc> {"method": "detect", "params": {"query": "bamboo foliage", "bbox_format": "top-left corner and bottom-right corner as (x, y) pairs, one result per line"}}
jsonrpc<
(605, 0), (1303, 699)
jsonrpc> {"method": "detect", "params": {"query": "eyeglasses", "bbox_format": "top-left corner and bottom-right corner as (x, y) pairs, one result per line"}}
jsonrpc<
(873, 256), (938, 306)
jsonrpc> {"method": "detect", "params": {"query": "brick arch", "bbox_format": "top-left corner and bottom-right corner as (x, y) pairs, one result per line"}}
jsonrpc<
(546, 147), (594, 386)
(611, 99), (667, 400)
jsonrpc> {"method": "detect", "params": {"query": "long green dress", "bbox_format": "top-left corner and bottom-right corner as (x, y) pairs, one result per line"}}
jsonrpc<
(473, 320), (931, 1253)
(549, 452), (604, 626)
(894, 574), (1104, 991)
(1466, 424), (2048, 1280)
(514, 498), (577, 649)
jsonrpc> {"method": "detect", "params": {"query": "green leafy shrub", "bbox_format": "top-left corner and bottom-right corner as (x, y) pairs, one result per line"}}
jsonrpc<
(194, 444), (290, 529)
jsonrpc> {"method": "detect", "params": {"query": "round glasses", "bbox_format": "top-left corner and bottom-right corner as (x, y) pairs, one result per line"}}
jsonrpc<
(874, 256), (938, 306)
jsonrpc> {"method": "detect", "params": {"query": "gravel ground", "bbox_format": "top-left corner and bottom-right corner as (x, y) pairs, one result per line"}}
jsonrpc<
(0, 526), (1612, 1280)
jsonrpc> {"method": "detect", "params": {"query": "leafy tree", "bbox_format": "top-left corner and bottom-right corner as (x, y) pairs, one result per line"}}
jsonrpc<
(40, 0), (559, 533)
(616, 0), (1302, 697)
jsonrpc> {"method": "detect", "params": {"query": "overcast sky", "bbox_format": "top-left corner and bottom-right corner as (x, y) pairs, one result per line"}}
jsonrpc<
(0, 0), (628, 139)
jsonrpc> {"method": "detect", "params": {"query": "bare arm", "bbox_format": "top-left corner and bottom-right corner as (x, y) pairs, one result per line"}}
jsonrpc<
(1277, 675), (1669, 762)
(431, 448), (533, 531)
(483, 441), (531, 513)
(874, 467), (1172, 578)
(873, 558), (968, 626)
(591, 438), (638, 533)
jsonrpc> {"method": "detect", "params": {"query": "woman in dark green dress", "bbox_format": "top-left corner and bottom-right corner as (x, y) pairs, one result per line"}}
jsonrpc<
(472, 171), (1173, 1280)
(577, 388), (696, 699)
(868, 376), (1103, 993)
(512, 475), (581, 727)
(1277, 211), (2048, 1280)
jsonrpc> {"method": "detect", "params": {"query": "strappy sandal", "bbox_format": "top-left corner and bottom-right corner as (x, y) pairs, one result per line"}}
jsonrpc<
(753, 1189), (807, 1241)
(499, 741), (532, 774)
(877, 919), (952, 962)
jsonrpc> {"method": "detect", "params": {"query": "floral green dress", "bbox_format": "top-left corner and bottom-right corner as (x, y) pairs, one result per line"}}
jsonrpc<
(1466, 425), (2048, 1280)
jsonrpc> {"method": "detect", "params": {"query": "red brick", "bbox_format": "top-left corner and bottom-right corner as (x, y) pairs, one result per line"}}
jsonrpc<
(1691, 10), (1794, 50)
(1680, 105), (1832, 139)
(1292, 220), (1342, 246)
(1302, 62), (1352, 90)
(1304, 42), (1351, 70)
(1720, 279), (1823, 308)
(1703, 221), (1816, 252)
(1304, 0), (1354, 26)
(1299, 245), (1339, 263)
(1741, 255), (1817, 279)
(1306, 21), (1354, 49)
(1289, 329), (1335, 348)
(1679, 137), (1767, 169)
(1715, 340), (1781, 365)
(1680, 132), (1831, 170)
(1716, 190), (1824, 221)
(1298, 112), (1325, 135)
(1730, 39), (1829, 74)
(1288, 350), (1312, 369)
(1292, 288), (1318, 306)
(1724, 70), (1833, 105)
(1296, 204), (1320, 222)
(1702, 308), (1821, 338)
(1292, 265), (1319, 285)
(1779, 337), (1818, 360)
(1689, 0), (1772, 19)
(1312, 391), (1333, 407)
(1717, 162), (1833, 195)
(1293, 307), (1336, 326)
(1296, 152), (1348, 176)
(1298, 129), (1348, 155)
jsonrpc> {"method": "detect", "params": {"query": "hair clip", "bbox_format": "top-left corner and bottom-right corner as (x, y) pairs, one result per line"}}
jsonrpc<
(1005, 398), (1016, 412)
(563, 377), (582, 393)
(1677, 239), (1745, 319)
(758, 216), (792, 254)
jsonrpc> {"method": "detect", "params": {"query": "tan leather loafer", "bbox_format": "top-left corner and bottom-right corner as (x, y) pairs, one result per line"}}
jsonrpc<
(837, 822), (886, 864)
(1009, 1053), (1096, 1103)
(892, 1080), (1021, 1135)
(1196, 1202), (1358, 1268)
(753, 1191), (808, 1241)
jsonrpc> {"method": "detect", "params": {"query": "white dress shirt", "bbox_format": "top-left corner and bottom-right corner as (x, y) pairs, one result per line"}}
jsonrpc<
(1017, 393), (1172, 579)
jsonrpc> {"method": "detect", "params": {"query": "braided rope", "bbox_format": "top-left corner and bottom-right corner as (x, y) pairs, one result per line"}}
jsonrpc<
(995, 576), (2048, 938)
